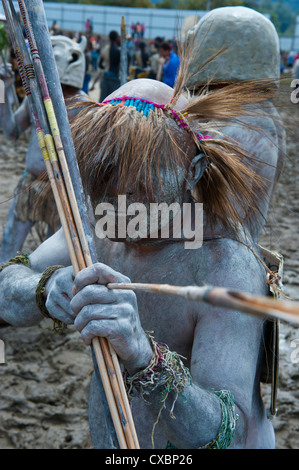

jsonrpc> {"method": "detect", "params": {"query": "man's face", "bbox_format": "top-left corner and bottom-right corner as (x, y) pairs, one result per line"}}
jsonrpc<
(94, 162), (190, 244)
(93, 121), (197, 244)
(90, 80), (198, 243)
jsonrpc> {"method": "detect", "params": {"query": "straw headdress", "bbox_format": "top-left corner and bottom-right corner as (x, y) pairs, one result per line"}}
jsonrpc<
(68, 46), (276, 234)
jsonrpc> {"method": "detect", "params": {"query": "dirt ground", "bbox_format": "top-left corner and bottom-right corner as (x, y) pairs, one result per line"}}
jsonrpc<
(0, 81), (298, 449)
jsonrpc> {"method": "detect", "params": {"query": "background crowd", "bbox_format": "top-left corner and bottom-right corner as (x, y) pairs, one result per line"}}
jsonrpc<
(5, 14), (299, 104)
(48, 18), (180, 102)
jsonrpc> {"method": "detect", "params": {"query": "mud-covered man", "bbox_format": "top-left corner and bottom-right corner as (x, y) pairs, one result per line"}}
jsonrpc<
(0, 43), (282, 448)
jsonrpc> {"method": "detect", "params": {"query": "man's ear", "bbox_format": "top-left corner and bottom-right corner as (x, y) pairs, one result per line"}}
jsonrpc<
(186, 152), (209, 190)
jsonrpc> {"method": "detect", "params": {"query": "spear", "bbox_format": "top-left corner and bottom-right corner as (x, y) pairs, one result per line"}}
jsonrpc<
(23, 0), (139, 450)
(2, 0), (80, 274)
(107, 282), (299, 325)
(4, 0), (139, 449)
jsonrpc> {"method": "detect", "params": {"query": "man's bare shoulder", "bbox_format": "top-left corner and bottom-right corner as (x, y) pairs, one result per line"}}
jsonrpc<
(29, 228), (71, 272)
(189, 236), (267, 296)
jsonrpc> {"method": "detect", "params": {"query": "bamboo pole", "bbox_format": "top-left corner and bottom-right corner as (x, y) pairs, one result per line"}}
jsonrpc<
(2, 0), (80, 273)
(17, 0), (93, 267)
(7, 0), (85, 272)
(108, 342), (140, 449)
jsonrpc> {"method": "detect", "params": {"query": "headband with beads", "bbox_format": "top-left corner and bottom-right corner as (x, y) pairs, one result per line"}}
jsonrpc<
(98, 95), (211, 144)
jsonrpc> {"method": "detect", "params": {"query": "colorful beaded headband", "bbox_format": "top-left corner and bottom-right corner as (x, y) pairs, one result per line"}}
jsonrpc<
(99, 95), (211, 144)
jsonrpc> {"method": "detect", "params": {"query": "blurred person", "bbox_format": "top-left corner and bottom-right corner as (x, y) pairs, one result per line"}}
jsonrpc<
(186, 6), (285, 243)
(82, 36), (92, 94)
(130, 22), (135, 39)
(127, 35), (135, 69)
(50, 20), (58, 35)
(91, 34), (101, 71)
(135, 22), (141, 38)
(141, 23), (145, 38)
(159, 41), (180, 88)
(134, 40), (149, 78)
(90, 30), (120, 103)
(85, 19), (92, 34)
(148, 37), (162, 80)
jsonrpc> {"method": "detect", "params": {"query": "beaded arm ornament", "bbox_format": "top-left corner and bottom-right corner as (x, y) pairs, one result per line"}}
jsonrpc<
(99, 95), (211, 143)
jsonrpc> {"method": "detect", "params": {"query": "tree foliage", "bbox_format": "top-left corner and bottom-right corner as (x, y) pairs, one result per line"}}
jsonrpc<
(46, 0), (152, 6)
(177, 0), (246, 10)
(0, 22), (8, 51)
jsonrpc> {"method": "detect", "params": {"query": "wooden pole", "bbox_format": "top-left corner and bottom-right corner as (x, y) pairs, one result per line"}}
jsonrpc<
(3, 0), (80, 273)
(4, 0), (140, 450)
(24, 0), (139, 449)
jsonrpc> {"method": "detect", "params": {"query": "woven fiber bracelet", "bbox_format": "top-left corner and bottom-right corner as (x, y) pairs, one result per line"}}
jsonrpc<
(124, 332), (192, 448)
(35, 265), (65, 333)
(166, 389), (239, 450)
(0, 253), (31, 327)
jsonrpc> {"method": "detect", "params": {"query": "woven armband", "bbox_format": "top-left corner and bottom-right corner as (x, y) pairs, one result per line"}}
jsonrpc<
(0, 253), (31, 327)
(198, 390), (239, 449)
(0, 252), (30, 273)
(125, 332), (192, 404)
(35, 265), (65, 333)
(0, 253), (30, 327)
(166, 389), (239, 450)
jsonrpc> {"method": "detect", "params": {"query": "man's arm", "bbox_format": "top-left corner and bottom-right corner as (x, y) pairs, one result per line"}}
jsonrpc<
(0, 228), (73, 326)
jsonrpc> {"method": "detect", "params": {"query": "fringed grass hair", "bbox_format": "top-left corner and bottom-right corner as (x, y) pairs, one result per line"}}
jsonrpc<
(69, 72), (275, 234)
(70, 99), (191, 203)
(66, 28), (281, 234)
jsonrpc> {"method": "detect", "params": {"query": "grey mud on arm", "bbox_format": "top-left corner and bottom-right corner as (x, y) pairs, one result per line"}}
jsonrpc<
(0, 228), (72, 326)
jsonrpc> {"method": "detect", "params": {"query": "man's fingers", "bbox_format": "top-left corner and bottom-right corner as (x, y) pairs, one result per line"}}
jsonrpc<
(45, 296), (75, 324)
(70, 284), (117, 316)
(74, 304), (124, 333)
(79, 319), (112, 346)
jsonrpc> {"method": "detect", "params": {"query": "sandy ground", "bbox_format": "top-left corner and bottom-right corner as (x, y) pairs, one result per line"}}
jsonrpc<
(0, 81), (298, 449)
